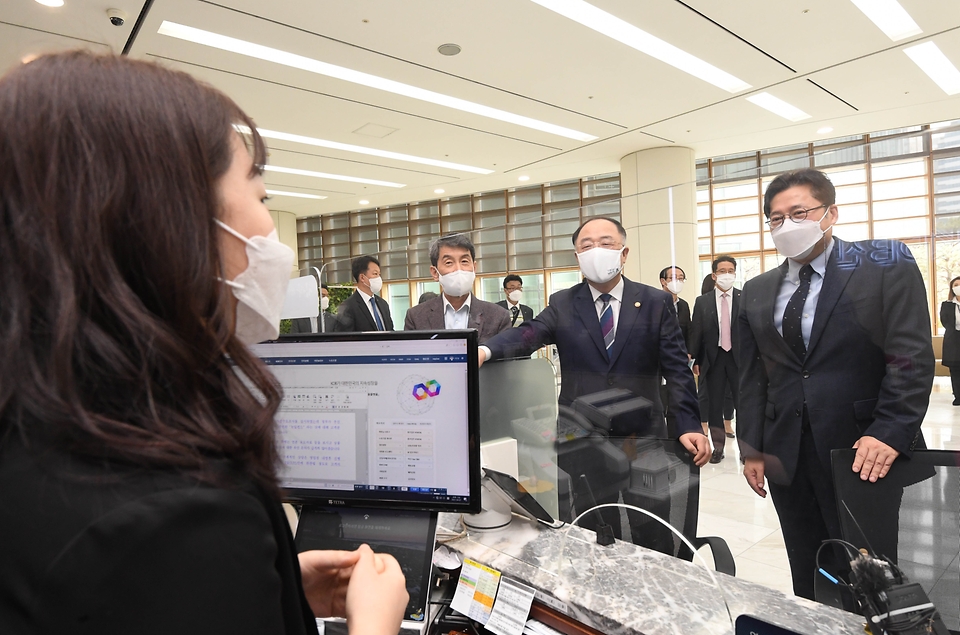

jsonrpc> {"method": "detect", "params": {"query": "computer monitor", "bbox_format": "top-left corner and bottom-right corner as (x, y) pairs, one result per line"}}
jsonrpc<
(251, 330), (481, 513)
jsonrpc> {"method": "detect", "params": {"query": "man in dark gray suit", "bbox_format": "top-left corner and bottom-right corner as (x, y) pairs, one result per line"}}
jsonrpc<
(738, 168), (934, 600)
(404, 234), (510, 344)
(688, 255), (741, 463)
(334, 256), (394, 332)
(496, 274), (534, 327)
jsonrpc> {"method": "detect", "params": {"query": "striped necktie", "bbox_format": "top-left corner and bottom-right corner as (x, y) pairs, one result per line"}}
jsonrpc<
(599, 293), (615, 357)
(370, 297), (385, 331)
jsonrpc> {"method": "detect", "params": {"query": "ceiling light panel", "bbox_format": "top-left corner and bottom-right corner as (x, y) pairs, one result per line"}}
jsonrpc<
(264, 165), (406, 188)
(265, 189), (327, 200)
(253, 127), (493, 174)
(848, 0), (922, 41)
(904, 41), (960, 95)
(746, 93), (811, 122)
(528, 0), (751, 93)
(157, 21), (597, 142)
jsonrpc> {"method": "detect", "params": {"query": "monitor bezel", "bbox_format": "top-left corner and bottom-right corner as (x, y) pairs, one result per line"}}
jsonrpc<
(259, 329), (481, 513)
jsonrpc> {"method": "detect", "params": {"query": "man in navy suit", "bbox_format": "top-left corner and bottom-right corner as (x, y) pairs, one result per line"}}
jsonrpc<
(688, 255), (741, 463)
(334, 256), (394, 332)
(738, 169), (934, 600)
(479, 218), (710, 546)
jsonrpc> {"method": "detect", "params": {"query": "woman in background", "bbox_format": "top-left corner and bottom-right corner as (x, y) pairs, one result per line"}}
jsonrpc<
(940, 275), (960, 405)
(0, 52), (406, 634)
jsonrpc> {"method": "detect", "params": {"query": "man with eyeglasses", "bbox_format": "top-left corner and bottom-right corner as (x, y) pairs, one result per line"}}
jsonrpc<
(738, 168), (934, 601)
(478, 217), (710, 550)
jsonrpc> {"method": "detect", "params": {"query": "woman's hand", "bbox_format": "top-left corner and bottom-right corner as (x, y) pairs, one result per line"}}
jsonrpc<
(346, 544), (409, 635)
(298, 549), (361, 618)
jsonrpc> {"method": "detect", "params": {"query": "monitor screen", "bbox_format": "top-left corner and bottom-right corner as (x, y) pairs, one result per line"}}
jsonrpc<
(251, 330), (481, 513)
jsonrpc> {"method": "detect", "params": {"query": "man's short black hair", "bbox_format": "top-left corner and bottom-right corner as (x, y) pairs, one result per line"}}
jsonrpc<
(321, 282), (328, 290)
(571, 217), (627, 247)
(429, 233), (476, 267)
(658, 266), (685, 280)
(712, 255), (737, 272)
(503, 274), (523, 288)
(763, 169), (836, 218)
(351, 255), (380, 282)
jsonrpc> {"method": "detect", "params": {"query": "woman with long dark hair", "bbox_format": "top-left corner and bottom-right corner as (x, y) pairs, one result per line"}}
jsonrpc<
(0, 52), (407, 633)
(940, 275), (960, 405)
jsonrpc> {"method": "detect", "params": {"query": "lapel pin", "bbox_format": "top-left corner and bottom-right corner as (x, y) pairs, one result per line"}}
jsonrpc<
(634, 302), (641, 308)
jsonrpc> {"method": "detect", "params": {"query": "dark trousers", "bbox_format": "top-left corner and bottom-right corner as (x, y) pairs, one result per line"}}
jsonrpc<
(768, 421), (844, 601)
(704, 349), (739, 452)
(951, 367), (960, 400)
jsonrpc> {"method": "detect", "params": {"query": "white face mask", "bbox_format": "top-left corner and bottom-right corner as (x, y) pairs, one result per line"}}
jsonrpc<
(577, 247), (624, 284)
(666, 280), (684, 295)
(437, 269), (475, 297)
(771, 215), (830, 260)
(217, 220), (294, 345)
(715, 273), (736, 291)
(320, 296), (330, 311)
(507, 289), (522, 304)
(368, 275), (383, 295)
(953, 286), (960, 297)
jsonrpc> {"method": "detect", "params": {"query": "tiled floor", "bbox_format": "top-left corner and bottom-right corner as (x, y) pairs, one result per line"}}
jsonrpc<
(698, 377), (960, 598)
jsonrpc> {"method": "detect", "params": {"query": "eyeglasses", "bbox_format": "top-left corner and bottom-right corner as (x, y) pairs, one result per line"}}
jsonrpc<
(766, 204), (827, 229)
(578, 240), (621, 251)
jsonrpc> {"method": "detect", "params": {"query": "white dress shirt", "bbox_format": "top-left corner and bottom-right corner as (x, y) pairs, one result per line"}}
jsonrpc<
(442, 294), (472, 330)
(356, 288), (382, 329)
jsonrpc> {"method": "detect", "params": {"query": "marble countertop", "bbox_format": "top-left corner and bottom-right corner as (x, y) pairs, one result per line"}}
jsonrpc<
(438, 513), (866, 635)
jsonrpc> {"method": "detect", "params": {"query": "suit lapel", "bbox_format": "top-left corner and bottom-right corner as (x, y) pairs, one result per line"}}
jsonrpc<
(608, 280), (642, 365)
(573, 283), (608, 359)
(354, 292), (374, 331)
(806, 239), (855, 359)
(761, 261), (797, 361)
(467, 295), (482, 332)
(429, 297), (445, 330)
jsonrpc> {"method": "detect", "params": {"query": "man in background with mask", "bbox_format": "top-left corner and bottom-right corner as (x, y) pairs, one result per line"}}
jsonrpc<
(496, 274), (534, 327)
(738, 168), (933, 601)
(689, 256), (740, 463)
(478, 218), (710, 547)
(290, 283), (339, 333)
(659, 266), (691, 438)
(334, 256), (394, 332)
(404, 234), (510, 343)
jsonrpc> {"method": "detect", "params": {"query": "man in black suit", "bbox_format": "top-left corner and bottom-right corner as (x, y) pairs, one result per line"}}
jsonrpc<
(658, 266), (692, 438)
(479, 218), (710, 546)
(738, 169), (934, 600)
(289, 283), (339, 333)
(334, 256), (394, 332)
(496, 274), (534, 327)
(689, 256), (740, 463)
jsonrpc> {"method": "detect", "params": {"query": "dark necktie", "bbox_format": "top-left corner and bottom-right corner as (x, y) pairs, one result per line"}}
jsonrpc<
(599, 293), (615, 357)
(510, 306), (520, 326)
(369, 297), (385, 331)
(782, 265), (814, 360)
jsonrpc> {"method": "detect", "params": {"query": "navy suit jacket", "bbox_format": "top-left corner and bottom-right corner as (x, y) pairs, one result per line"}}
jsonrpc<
(738, 238), (933, 484)
(688, 288), (741, 376)
(333, 291), (394, 332)
(483, 277), (700, 437)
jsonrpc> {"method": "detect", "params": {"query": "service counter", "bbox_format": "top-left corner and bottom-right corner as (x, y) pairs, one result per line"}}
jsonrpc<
(438, 513), (865, 635)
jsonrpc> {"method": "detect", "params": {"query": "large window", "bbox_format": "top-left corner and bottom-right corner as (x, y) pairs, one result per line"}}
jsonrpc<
(696, 120), (960, 331)
(297, 174), (620, 325)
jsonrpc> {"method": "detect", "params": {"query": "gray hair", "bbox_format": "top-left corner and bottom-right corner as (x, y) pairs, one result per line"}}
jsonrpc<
(429, 233), (476, 267)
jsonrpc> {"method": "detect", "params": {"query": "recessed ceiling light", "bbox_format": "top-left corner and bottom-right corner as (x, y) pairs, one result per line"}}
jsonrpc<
(745, 93), (811, 122)
(434, 189), (445, 194)
(264, 165), (405, 188)
(817, 126), (834, 134)
(848, 0), (922, 42)
(265, 189), (327, 200)
(904, 41), (960, 96)
(35, 0), (64, 6)
(158, 21), (597, 142)
(437, 43), (461, 56)
(528, 0), (751, 93)
(930, 121), (954, 130)
(239, 126), (493, 174)
(359, 200), (370, 205)
(518, 176), (530, 181)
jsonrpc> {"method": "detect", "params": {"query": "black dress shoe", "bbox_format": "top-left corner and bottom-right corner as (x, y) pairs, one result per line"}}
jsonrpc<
(725, 432), (735, 438)
(953, 398), (960, 406)
(709, 449), (724, 464)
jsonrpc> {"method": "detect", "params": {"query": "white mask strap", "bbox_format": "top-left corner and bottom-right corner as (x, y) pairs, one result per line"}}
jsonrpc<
(215, 219), (253, 246)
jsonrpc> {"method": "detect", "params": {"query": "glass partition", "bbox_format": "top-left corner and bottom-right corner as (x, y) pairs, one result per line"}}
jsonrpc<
(287, 126), (960, 615)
